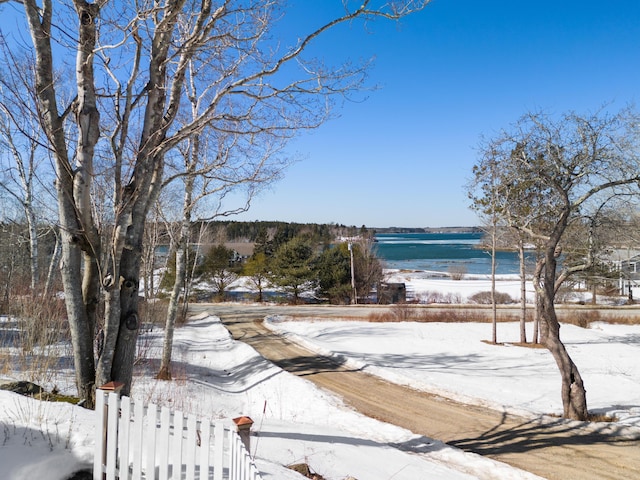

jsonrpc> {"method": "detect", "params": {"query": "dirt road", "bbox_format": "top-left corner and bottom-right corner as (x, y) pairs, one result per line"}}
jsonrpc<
(190, 304), (640, 480)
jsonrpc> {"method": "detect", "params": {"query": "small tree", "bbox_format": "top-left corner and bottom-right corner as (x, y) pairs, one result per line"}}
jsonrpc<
(270, 236), (317, 303)
(243, 252), (270, 302)
(200, 244), (240, 301)
(352, 236), (384, 302)
(316, 243), (352, 304)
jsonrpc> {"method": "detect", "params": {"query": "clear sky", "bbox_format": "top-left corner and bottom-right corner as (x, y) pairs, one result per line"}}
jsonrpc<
(227, 0), (640, 228)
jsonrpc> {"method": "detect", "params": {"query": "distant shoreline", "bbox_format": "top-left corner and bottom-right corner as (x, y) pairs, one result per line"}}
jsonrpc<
(373, 226), (482, 234)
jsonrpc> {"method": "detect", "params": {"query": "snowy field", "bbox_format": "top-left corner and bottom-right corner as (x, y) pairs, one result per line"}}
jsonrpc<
(1, 274), (639, 480)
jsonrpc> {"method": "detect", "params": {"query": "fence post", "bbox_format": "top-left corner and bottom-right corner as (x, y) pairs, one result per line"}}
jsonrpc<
(232, 416), (254, 452)
(93, 382), (124, 480)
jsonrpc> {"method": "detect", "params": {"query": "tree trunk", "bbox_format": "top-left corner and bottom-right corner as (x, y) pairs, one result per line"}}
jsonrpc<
(59, 227), (96, 406)
(490, 221), (497, 344)
(23, 0), (100, 406)
(538, 242), (589, 420)
(43, 228), (61, 297)
(110, 243), (143, 396)
(533, 300), (540, 344)
(158, 211), (191, 380)
(18, 155), (39, 294)
(539, 293), (589, 420)
(518, 238), (527, 343)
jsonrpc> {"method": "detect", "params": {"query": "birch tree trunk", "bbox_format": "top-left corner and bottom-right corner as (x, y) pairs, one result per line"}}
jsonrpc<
(23, 0), (99, 405)
(1, 116), (39, 293)
(158, 174), (194, 380)
(43, 228), (61, 298)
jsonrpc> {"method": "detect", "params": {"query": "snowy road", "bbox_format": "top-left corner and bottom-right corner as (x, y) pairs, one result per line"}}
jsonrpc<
(190, 303), (640, 480)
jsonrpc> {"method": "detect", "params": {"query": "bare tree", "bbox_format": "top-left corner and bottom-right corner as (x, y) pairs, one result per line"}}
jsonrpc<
(156, 57), (290, 379)
(471, 108), (640, 420)
(0, 49), (57, 295)
(3, 0), (430, 404)
(469, 152), (503, 343)
(352, 232), (383, 302)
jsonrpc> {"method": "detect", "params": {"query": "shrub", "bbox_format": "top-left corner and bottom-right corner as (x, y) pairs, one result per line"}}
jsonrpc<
(469, 291), (514, 304)
(448, 265), (467, 280)
(417, 290), (463, 304)
(562, 310), (601, 328)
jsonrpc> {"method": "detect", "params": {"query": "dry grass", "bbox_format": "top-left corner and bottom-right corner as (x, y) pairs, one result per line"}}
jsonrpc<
(547, 411), (619, 423)
(587, 412), (619, 423)
(368, 304), (495, 323)
(367, 304), (640, 327)
(507, 341), (547, 349)
(0, 295), (72, 387)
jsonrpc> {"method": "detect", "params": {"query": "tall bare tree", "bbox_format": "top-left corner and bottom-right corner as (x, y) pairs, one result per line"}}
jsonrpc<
(156, 60), (288, 379)
(2, 0), (430, 404)
(471, 108), (640, 420)
(0, 45), (58, 295)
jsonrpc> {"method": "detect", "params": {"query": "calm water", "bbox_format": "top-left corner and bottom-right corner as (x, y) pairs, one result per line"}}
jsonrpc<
(374, 232), (527, 276)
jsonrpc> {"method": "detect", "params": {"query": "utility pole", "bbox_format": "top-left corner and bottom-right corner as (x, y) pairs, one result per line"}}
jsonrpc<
(348, 242), (357, 304)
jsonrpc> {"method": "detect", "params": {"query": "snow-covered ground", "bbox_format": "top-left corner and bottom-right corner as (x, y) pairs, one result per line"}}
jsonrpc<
(1, 274), (639, 480)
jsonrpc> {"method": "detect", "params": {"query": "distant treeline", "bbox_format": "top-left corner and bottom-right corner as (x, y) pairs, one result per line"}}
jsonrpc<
(192, 220), (367, 243)
(368, 226), (483, 234)
(190, 221), (482, 243)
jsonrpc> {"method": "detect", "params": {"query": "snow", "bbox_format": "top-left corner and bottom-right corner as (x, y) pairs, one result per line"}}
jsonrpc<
(1, 274), (640, 480)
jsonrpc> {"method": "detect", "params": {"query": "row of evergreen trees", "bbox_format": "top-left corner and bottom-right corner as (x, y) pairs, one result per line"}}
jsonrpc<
(192, 220), (367, 244)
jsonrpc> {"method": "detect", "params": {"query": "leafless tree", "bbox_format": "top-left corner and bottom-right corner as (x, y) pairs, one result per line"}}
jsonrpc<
(471, 108), (640, 420)
(2, 0), (430, 404)
(0, 44), (58, 295)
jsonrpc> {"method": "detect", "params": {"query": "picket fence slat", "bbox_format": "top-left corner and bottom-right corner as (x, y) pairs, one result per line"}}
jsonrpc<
(146, 404), (157, 479)
(200, 420), (211, 478)
(94, 392), (107, 480)
(94, 390), (261, 480)
(106, 393), (120, 477)
(172, 413), (184, 478)
(119, 397), (132, 480)
(132, 400), (144, 478)
(213, 423), (224, 480)
(158, 407), (171, 480)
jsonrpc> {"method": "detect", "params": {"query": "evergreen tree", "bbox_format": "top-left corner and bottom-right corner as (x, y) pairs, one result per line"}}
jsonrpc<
(316, 243), (352, 304)
(253, 227), (272, 257)
(200, 244), (240, 301)
(270, 236), (317, 303)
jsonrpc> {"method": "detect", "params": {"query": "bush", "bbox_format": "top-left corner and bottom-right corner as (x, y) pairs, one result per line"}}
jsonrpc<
(448, 265), (467, 280)
(562, 310), (601, 328)
(417, 290), (463, 304)
(469, 291), (514, 304)
(0, 295), (71, 387)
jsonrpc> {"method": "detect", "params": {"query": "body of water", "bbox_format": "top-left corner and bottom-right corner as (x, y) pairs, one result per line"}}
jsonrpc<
(375, 232), (527, 276)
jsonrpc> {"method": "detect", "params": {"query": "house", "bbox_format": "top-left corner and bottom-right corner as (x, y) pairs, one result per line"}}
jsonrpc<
(601, 248), (640, 298)
(225, 242), (255, 262)
(377, 282), (406, 304)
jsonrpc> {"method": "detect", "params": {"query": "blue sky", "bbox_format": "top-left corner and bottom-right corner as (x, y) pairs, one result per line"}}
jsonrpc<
(229, 0), (640, 228)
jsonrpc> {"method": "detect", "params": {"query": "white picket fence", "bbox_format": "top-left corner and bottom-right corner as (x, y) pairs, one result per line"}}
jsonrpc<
(94, 390), (262, 480)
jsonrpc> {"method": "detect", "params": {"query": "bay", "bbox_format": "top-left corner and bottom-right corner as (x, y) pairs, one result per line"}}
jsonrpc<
(374, 232), (527, 276)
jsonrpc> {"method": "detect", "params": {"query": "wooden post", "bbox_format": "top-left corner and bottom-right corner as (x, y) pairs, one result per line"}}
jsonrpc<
(233, 416), (254, 453)
(99, 381), (125, 395)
